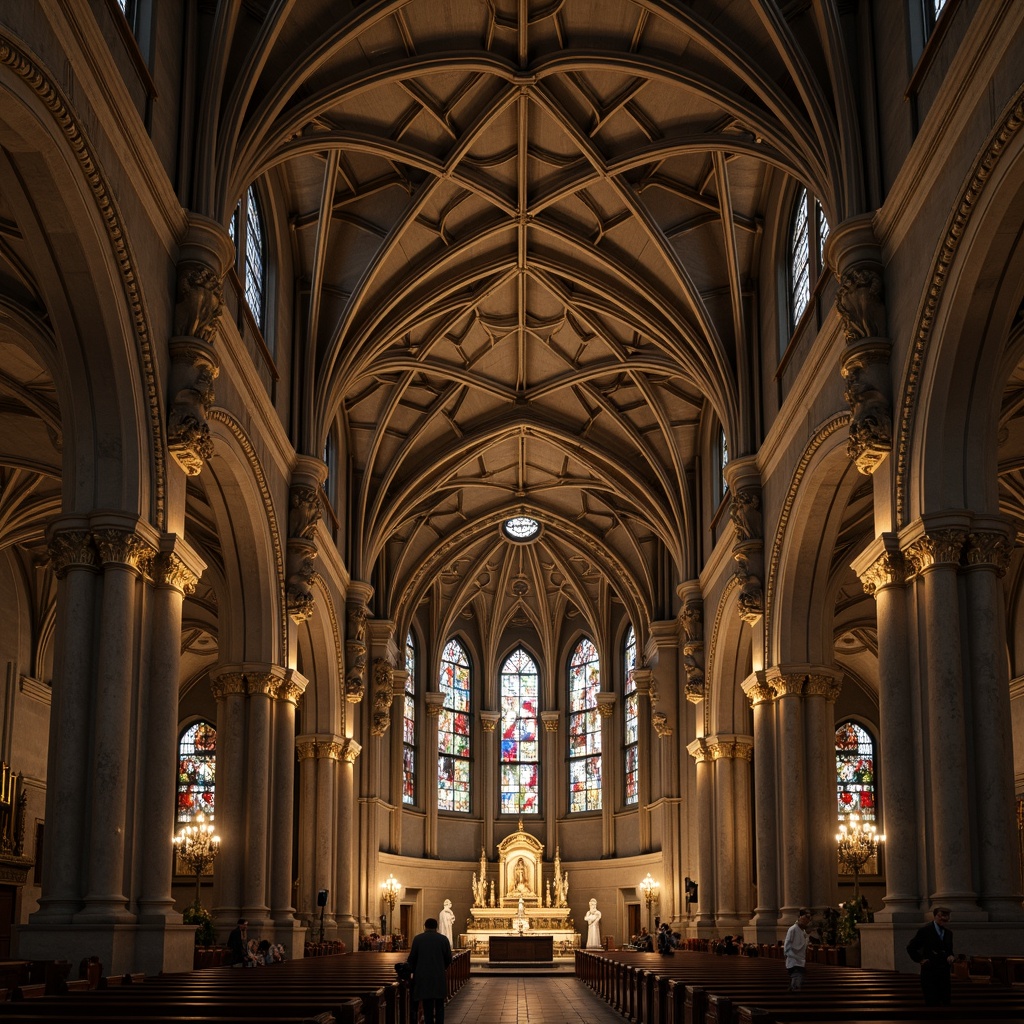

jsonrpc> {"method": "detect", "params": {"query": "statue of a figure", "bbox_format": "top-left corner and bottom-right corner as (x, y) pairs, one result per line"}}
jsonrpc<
(438, 899), (455, 943)
(174, 265), (224, 342)
(508, 856), (529, 895)
(585, 899), (603, 949)
(729, 487), (762, 542)
(836, 266), (886, 341)
(289, 485), (322, 540)
(681, 602), (703, 643)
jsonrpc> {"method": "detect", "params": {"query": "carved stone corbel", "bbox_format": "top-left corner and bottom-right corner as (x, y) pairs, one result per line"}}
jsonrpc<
(345, 592), (369, 702)
(734, 543), (764, 625)
(680, 597), (705, 703)
(167, 217), (233, 476)
(828, 217), (893, 476)
(286, 458), (328, 623)
(370, 658), (395, 736)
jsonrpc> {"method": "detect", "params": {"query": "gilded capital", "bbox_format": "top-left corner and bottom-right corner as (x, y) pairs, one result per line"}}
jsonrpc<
(92, 528), (154, 571)
(686, 738), (710, 763)
(742, 675), (775, 707)
(153, 552), (199, 594)
(903, 529), (966, 574)
(342, 738), (362, 763)
(804, 673), (842, 702)
(480, 712), (500, 733)
(296, 740), (318, 761)
(769, 672), (805, 697)
(210, 671), (246, 699)
(595, 692), (616, 718)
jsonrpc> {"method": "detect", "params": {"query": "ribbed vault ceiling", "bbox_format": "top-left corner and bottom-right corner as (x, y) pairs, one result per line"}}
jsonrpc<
(194, 0), (854, 635)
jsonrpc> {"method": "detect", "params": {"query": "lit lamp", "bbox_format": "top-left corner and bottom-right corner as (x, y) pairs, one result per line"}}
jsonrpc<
(381, 873), (402, 940)
(172, 812), (220, 907)
(835, 814), (885, 900)
(638, 872), (660, 933)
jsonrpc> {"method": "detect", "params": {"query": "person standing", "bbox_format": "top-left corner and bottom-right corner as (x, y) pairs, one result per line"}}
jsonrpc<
(784, 909), (812, 991)
(906, 906), (954, 1006)
(407, 917), (453, 1024)
(584, 898), (602, 949)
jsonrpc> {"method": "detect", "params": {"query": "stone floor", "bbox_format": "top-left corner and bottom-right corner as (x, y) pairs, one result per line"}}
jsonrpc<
(443, 974), (626, 1024)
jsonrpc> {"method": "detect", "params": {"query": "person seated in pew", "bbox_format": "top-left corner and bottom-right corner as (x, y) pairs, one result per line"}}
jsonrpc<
(635, 927), (654, 951)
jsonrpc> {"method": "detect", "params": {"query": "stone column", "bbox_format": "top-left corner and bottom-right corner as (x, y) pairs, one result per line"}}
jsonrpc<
(805, 672), (842, 911)
(687, 739), (715, 929)
(481, 712), (500, 851)
(853, 537), (919, 919)
(336, 738), (360, 947)
(541, 711), (559, 852)
(732, 738), (754, 925)
(389, 668), (409, 853)
(631, 668), (654, 852)
(708, 736), (738, 925)
(768, 669), (807, 919)
(423, 692), (445, 857)
(742, 672), (778, 935)
(32, 524), (98, 921)
(964, 523), (1024, 918)
(78, 521), (156, 922)
(243, 667), (285, 923)
(138, 541), (204, 921)
(211, 669), (247, 925)
(270, 671), (306, 924)
(903, 523), (977, 912)
(296, 739), (318, 924)
(596, 692), (616, 856)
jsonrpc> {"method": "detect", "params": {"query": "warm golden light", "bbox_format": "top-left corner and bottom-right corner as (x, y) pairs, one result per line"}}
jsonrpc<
(381, 873), (402, 935)
(172, 812), (221, 906)
(836, 814), (885, 899)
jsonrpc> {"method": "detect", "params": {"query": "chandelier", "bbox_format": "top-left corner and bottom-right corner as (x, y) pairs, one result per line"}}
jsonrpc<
(836, 814), (885, 899)
(172, 812), (220, 907)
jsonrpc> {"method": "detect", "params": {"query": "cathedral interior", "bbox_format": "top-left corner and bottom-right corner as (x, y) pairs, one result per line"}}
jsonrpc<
(0, 0), (1023, 978)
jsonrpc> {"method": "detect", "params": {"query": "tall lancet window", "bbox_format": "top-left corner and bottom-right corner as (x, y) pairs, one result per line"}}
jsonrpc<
(176, 721), (216, 826)
(836, 720), (879, 872)
(438, 638), (471, 813)
(787, 187), (830, 336)
(568, 636), (602, 813)
(499, 647), (540, 814)
(403, 631), (416, 805)
(623, 626), (639, 805)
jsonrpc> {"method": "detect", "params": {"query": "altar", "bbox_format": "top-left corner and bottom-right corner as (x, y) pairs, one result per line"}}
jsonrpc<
(488, 935), (553, 963)
(459, 821), (579, 956)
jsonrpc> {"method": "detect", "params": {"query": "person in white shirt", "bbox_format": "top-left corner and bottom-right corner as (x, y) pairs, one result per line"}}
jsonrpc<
(783, 909), (812, 991)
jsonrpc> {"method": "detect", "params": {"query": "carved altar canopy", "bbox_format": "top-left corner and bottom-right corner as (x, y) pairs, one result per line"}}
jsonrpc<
(498, 820), (544, 907)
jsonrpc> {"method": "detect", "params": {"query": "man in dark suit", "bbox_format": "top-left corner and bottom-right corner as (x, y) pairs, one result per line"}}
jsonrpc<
(906, 906), (954, 1005)
(407, 917), (453, 1024)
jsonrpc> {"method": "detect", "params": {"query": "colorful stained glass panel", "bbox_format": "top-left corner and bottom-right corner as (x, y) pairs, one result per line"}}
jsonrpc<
(499, 647), (540, 814)
(568, 637), (601, 812)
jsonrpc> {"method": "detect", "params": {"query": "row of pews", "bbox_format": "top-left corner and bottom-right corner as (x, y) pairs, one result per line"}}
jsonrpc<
(0, 949), (470, 1024)
(575, 948), (1024, 1024)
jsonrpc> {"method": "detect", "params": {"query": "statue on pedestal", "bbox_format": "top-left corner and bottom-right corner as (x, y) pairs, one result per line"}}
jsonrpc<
(585, 898), (602, 949)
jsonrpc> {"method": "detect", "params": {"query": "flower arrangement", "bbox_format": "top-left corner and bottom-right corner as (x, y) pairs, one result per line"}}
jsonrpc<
(183, 899), (215, 947)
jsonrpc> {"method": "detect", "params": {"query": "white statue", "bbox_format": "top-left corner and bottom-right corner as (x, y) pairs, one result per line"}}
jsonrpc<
(584, 898), (602, 949)
(439, 898), (455, 943)
(512, 896), (530, 933)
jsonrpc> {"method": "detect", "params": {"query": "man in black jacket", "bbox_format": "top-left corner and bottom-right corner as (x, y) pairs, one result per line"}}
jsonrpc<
(407, 918), (453, 1024)
(906, 907), (954, 1005)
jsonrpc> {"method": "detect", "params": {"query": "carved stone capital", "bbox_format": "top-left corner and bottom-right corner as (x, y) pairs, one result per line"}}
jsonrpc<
(858, 550), (905, 596)
(595, 692), (616, 718)
(742, 674), (775, 707)
(965, 530), (1014, 575)
(210, 671), (246, 699)
(630, 668), (653, 697)
(541, 711), (560, 733)
(48, 529), (97, 578)
(686, 738), (710, 763)
(153, 552), (199, 594)
(341, 738), (362, 763)
(246, 671), (278, 697)
(92, 528), (154, 572)
(296, 740), (318, 761)
(481, 712), (500, 733)
(425, 691), (446, 718)
(804, 673), (842, 702)
(276, 671), (307, 704)
(768, 671), (805, 697)
(903, 529), (967, 574)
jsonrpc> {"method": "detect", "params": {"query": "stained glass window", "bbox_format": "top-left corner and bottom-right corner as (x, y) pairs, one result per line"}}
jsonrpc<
(719, 427), (729, 500)
(568, 636), (602, 813)
(245, 186), (266, 332)
(500, 647), (540, 814)
(836, 720), (878, 873)
(624, 626), (638, 805)
(438, 638), (471, 813)
(177, 721), (216, 826)
(789, 188), (811, 328)
(403, 632), (416, 805)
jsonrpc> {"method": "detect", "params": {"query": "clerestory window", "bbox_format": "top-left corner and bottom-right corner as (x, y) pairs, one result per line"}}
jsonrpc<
(568, 636), (602, 813)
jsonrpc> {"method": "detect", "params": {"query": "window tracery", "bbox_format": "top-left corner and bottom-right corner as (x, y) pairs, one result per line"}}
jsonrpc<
(177, 720), (216, 826)
(624, 626), (638, 805)
(499, 647), (540, 814)
(438, 638), (471, 813)
(403, 632), (416, 805)
(568, 636), (602, 813)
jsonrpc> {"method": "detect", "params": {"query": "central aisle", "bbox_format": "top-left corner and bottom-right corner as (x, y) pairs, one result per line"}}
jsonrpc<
(443, 974), (626, 1024)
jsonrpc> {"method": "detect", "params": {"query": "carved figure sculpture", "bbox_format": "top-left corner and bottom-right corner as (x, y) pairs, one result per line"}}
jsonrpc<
(836, 266), (886, 341)
(438, 899), (455, 944)
(585, 898), (603, 949)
